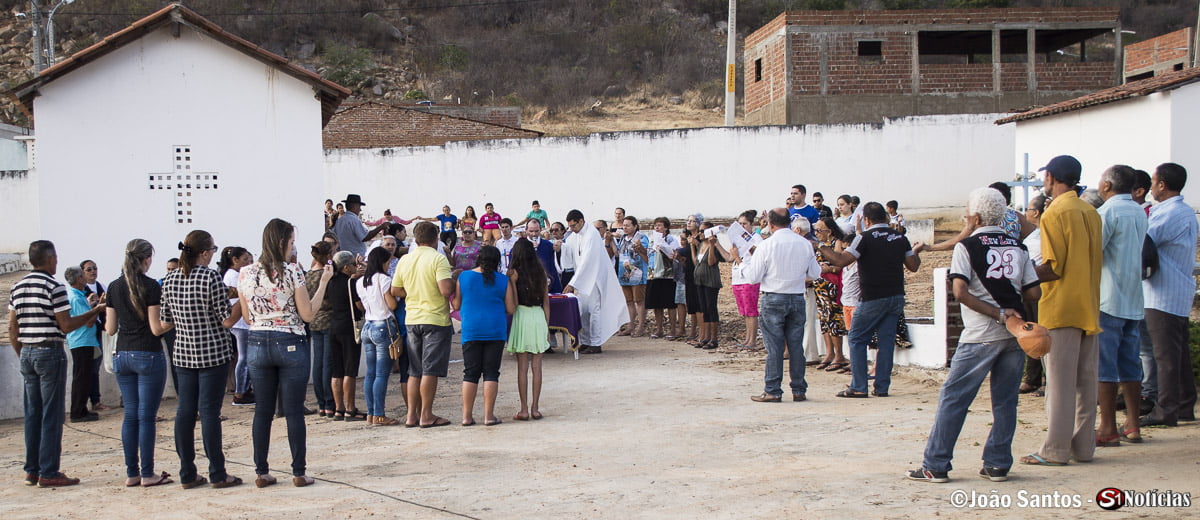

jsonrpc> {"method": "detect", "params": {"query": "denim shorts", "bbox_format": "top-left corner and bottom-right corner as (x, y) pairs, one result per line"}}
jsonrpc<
(1098, 312), (1143, 383)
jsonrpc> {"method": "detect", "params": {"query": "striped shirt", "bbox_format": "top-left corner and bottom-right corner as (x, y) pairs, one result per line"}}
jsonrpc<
(161, 266), (233, 369)
(8, 270), (69, 345)
(1143, 195), (1198, 317)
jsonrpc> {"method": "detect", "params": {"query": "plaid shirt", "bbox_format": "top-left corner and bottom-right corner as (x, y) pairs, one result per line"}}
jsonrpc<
(161, 265), (233, 369)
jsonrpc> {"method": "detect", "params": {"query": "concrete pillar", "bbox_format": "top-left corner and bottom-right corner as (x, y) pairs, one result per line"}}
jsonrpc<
(1026, 28), (1037, 104)
(818, 34), (829, 96)
(911, 31), (920, 113)
(992, 26), (1001, 111)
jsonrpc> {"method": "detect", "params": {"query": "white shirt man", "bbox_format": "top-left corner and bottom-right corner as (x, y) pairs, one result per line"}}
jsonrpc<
(563, 211), (629, 354)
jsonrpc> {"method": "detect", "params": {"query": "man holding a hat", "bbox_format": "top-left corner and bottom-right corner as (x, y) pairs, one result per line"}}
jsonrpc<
(1022, 155), (1103, 467)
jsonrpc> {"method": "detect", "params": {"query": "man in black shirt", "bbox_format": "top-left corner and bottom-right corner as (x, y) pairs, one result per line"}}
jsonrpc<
(817, 202), (921, 398)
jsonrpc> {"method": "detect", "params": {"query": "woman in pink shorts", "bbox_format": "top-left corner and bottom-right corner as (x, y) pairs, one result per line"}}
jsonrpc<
(730, 211), (761, 350)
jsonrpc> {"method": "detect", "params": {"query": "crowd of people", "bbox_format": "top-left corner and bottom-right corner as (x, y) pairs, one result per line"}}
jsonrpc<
(8, 161), (1196, 489)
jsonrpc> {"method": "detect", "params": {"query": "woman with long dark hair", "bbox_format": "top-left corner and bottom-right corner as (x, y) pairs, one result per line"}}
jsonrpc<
(218, 246), (255, 406)
(506, 239), (551, 421)
(106, 239), (173, 487)
(812, 218), (849, 372)
(691, 222), (731, 350)
(237, 219), (333, 487)
(453, 245), (513, 426)
(161, 230), (244, 488)
(306, 240), (336, 417)
(356, 247), (401, 425)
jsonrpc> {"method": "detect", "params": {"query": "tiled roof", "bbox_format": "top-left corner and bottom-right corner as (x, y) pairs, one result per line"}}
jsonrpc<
(6, 3), (350, 126)
(996, 66), (1200, 124)
(323, 102), (542, 149)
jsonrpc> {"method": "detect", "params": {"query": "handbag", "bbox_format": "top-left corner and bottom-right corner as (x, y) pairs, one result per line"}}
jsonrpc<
(348, 277), (364, 344)
(385, 316), (405, 360)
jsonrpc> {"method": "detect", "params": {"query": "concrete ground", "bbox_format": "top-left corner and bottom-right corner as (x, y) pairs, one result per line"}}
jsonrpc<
(1, 334), (1197, 519)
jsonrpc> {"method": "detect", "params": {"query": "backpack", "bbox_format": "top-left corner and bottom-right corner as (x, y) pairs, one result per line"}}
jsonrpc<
(1142, 235), (1159, 280)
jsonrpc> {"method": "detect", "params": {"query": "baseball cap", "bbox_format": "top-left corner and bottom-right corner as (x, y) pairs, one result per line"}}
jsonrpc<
(1038, 155), (1082, 185)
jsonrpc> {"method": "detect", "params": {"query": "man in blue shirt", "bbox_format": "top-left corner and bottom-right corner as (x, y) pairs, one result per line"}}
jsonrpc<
(65, 266), (101, 423)
(1141, 163), (1198, 427)
(788, 184), (820, 228)
(1094, 165), (1148, 444)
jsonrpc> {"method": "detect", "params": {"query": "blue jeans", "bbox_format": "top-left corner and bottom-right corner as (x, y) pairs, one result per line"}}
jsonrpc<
(848, 295), (905, 394)
(758, 292), (808, 396)
(175, 362), (229, 484)
(1139, 319), (1157, 400)
(922, 338), (1025, 473)
(362, 319), (397, 417)
(232, 328), (253, 395)
(247, 330), (309, 476)
(113, 351), (167, 478)
(21, 344), (68, 478)
(310, 330), (335, 412)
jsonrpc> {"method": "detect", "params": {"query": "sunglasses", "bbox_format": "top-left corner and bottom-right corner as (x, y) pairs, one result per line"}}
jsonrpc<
(84, 267), (97, 272)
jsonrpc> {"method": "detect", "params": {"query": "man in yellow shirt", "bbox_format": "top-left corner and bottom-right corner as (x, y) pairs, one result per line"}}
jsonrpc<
(1022, 155), (1103, 467)
(392, 222), (455, 428)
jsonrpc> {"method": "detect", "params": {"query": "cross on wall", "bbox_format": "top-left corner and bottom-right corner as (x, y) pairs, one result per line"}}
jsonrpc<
(147, 146), (220, 224)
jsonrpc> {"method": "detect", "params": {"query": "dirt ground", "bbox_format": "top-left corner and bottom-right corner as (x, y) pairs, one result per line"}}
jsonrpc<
(2, 223), (1198, 518)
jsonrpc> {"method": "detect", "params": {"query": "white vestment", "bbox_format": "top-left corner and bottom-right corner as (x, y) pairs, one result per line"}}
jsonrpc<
(567, 224), (629, 346)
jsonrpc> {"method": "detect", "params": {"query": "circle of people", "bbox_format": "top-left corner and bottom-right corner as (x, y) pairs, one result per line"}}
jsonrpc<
(9, 158), (1194, 490)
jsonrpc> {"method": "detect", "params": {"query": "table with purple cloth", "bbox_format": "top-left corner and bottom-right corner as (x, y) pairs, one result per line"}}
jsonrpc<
(548, 295), (581, 358)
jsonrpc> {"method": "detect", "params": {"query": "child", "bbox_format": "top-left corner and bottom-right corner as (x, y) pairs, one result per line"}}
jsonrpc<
(886, 200), (906, 234)
(506, 239), (551, 421)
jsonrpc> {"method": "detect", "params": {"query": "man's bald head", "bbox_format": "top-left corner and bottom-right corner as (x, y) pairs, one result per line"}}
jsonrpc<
(767, 207), (790, 230)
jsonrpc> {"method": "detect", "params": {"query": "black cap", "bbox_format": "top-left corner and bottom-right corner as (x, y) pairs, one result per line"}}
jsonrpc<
(1038, 155), (1082, 185)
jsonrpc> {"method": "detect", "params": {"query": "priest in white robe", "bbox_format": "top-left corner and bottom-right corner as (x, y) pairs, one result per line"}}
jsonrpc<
(563, 209), (629, 354)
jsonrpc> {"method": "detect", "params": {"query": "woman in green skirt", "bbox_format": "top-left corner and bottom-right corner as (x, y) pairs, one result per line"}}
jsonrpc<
(506, 239), (551, 420)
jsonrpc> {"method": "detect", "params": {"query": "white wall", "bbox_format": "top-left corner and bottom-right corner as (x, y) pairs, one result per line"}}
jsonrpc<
(0, 169), (40, 252)
(1011, 88), (1200, 207)
(324, 114), (1014, 224)
(25, 25), (325, 279)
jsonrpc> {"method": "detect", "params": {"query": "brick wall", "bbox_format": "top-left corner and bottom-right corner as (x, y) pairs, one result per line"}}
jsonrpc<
(785, 7), (1118, 26)
(745, 37), (787, 114)
(1124, 28), (1192, 76)
(1038, 62), (1112, 91)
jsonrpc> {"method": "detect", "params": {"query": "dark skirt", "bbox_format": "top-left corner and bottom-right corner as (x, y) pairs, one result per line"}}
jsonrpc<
(645, 279), (676, 310)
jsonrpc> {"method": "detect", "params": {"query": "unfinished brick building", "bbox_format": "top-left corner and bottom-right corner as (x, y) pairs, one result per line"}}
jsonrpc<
(744, 8), (1121, 125)
(1124, 28), (1194, 83)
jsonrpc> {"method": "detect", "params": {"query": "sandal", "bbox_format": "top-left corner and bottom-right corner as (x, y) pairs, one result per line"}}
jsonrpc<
(702, 341), (718, 350)
(836, 366), (852, 375)
(211, 475), (243, 489)
(484, 418), (503, 426)
(825, 362), (849, 372)
(345, 409), (367, 422)
(333, 409), (346, 421)
(1096, 432), (1120, 447)
(1020, 453), (1066, 466)
(836, 389), (868, 398)
(1018, 383), (1038, 394)
(141, 471), (173, 487)
(374, 416), (401, 426)
(180, 476), (208, 489)
(513, 412), (530, 421)
(1120, 427), (1143, 444)
(664, 335), (676, 341)
(814, 361), (833, 370)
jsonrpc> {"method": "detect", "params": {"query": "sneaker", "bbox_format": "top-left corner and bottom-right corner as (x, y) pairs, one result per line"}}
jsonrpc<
(905, 468), (949, 483)
(37, 473), (80, 487)
(979, 467), (1009, 482)
(24, 473), (38, 486)
(232, 393), (255, 406)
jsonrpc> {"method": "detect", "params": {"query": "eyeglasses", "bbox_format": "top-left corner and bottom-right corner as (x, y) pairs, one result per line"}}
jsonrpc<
(210, 246), (219, 252)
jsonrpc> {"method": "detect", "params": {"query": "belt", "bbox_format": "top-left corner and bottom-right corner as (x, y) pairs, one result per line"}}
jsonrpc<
(24, 340), (64, 348)
(759, 291), (805, 296)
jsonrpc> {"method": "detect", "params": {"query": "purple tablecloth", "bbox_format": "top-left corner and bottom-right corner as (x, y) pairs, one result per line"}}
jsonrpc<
(548, 295), (581, 353)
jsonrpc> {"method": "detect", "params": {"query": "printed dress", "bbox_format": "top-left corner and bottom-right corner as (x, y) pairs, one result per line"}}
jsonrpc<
(813, 241), (847, 336)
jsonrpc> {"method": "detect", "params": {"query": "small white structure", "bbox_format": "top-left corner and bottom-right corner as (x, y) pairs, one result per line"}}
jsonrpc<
(4, 3), (349, 276)
(998, 67), (1200, 208)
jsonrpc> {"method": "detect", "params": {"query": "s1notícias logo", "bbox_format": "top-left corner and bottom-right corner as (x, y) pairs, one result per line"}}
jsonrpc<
(1097, 488), (1126, 510)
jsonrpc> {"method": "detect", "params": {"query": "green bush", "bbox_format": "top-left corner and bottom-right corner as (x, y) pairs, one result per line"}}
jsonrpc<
(319, 42), (373, 88)
(438, 44), (469, 72)
(403, 89), (429, 101)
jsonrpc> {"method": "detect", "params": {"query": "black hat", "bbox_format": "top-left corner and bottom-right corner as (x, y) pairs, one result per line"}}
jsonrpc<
(1038, 155), (1082, 185)
(342, 194), (366, 206)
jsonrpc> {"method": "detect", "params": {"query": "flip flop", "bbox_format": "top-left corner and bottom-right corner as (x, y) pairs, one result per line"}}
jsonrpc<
(125, 477), (141, 487)
(1020, 453), (1066, 466)
(1120, 427), (1143, 444)
(836, 389), (868, 398)
(531, 411), (543, 420)
(825, 362), (848, 372)
(1096, 432), (1121, 447)
(141, 471), (174, 487)
(419, 417), (451, 428)
(513, 412), (530, 421)
(462, 419), (477, 427)
(211, 475), (243, 489)
(484, 418), (503, 426)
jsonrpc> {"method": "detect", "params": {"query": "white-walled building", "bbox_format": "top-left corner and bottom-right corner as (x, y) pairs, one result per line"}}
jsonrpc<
(4, 3), (349, 277)
(998, 66), (1200, 208)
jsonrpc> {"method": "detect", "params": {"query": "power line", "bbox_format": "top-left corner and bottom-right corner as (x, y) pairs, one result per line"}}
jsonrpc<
(59, 0), (551, 17)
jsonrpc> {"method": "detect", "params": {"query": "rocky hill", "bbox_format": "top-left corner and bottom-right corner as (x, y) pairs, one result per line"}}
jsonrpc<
(0, 0), (1196, 133)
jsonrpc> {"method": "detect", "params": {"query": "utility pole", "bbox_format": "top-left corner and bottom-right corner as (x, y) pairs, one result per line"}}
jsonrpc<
(724, 0), (736, 126)
(1194, 0), (1199, 67)
(45, 0), (75, 66)
(30, 1), (45, 71)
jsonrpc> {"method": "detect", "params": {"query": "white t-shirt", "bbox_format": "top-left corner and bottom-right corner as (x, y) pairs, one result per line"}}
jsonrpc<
(496, 235), (520, 274)
(841, 262), (860, 308)
(1023, 228), (1043, 265)
(223, 268), (249, 329)
(355, 273), (395, 322)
